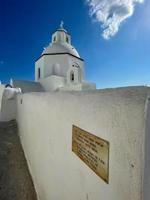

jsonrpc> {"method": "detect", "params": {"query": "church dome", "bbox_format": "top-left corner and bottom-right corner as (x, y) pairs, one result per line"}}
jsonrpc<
(42, 42), (80, 58)
(42, 21), (80, 58)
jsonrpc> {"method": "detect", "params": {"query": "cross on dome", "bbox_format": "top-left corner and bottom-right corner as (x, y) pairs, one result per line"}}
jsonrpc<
(60, 21), (64, 29)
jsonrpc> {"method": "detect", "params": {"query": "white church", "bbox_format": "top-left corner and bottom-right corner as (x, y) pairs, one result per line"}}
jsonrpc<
(0, 23), (150, 200)
(3, 22), (96, 93)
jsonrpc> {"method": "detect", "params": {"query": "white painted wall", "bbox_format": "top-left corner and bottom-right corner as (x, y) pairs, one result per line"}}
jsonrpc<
(35, 53), (93, 91)
(16, 86), (150, 200)
(35, 54), (84, 82)
(0, 88), (18, 121)
(35, 56), (45, 81)
(39, 75), (66, 91)
(0, 85), (5, 106)
(52, 30), (71, 44)
(59, 82), (96, 91)
(0, 85), (5, 120)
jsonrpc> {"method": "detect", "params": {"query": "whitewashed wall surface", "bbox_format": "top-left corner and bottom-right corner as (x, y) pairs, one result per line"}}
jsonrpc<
(16, 86), (150, 200)
(0, 85), (5, 120)
(0, 87), (22, 121)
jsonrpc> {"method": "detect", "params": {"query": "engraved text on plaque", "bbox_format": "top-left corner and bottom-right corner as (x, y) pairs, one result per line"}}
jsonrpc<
(72, 125), (109, 183)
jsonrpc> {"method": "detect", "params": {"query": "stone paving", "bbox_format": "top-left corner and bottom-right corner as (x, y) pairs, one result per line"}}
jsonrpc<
(0, 120), (37, 200)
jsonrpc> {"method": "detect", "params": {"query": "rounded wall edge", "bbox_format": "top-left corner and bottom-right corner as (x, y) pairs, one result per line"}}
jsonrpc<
(143, 95), (150, 200)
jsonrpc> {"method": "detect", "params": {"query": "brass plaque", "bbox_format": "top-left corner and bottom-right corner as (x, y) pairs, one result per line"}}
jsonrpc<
(72, 125), (109, 183)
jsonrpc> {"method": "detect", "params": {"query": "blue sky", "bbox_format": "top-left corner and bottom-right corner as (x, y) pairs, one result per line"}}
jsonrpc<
(0, 0), (149, 88)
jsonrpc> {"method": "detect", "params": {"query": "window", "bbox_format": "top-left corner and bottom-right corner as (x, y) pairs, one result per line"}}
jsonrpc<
(53, 36), (56, 42)
(66, 36), (69, 43)
(38, 68), (41, 79)
(70, 71), (74, 81)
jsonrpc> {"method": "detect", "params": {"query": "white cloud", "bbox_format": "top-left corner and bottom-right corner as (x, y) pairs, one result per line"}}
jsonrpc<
(86, 0), (144, 39)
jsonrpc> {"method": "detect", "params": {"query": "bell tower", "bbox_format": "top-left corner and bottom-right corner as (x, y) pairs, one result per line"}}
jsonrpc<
(52, 21), (71, 44)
